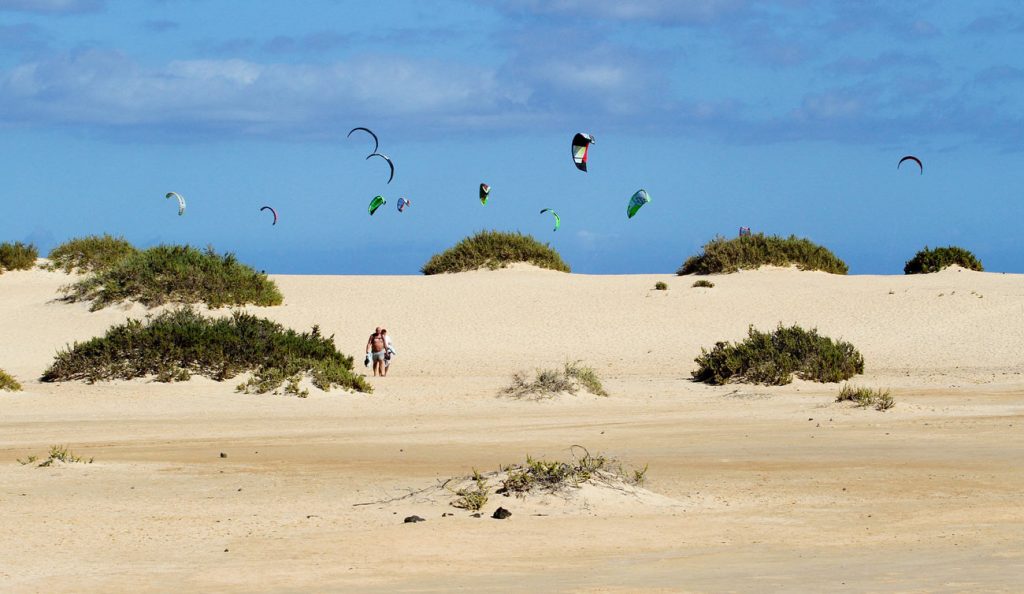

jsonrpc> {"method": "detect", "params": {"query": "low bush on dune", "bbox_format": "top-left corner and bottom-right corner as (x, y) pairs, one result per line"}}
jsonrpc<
(0, 368), (22, 392)
(44, 234), (138, 274)
(0, 241), (38, 273)
(692, 324), (864, 386)
(501, 361), (608, 399)
(678, 234), (848, 275)
(692, 280), (715, 288)
(421, 230), (570, 274)
(41, 307), (371, 395)
(498, 448), (648, 496)
(19, 445), (93, 466)
(59, 244), (282, 310)
(836, 384), (894, 411)
(904, 246), (983, 274)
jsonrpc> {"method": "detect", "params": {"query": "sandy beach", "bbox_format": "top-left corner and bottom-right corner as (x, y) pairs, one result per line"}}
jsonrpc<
(2, 264), (1023, 592)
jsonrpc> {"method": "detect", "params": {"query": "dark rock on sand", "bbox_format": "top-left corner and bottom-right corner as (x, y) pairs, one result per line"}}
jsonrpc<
(492, 507), (512, 520)
(403, 515), (426, 523)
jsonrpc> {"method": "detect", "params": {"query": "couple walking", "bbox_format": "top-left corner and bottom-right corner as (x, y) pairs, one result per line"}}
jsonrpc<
(365, 327), (396, 377)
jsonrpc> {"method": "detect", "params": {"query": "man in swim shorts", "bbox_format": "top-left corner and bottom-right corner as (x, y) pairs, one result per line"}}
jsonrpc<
(366, 328), (387, 377)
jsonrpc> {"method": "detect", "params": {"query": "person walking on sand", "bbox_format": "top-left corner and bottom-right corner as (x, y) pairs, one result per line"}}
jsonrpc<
(365, 327), (387, 377)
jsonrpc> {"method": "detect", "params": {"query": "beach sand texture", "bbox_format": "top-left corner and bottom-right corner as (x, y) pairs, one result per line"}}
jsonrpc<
(2, 264), (1023, 592)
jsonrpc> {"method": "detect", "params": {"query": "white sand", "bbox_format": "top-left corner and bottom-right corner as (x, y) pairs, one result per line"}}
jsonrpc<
(1, 264), (1023, 592)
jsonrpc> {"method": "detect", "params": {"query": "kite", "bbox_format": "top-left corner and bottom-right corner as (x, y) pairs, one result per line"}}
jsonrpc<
(627, 189), (650, 219)
(165, 192), (185, 216)
(397, 197), (410, 212)
(479, 183), (490, 205)
(367, 152), (395, 184)
(571, 133), (595, 172)
(260, 206), (278, 225)
(348, 127), (379, 156)
(898, 155), (923, 174)
(368, 195), (386, 215)
(540, 208), (560, 231)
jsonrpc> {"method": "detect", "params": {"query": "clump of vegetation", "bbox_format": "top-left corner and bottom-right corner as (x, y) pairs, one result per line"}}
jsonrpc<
(498, 447), (647, 496)
(59, 244), (282, 311)
(0, 369), (22, 392)
(41, 307), (370, 395)
(678, 234), (848, 275)
(836, 384), (894, 411)
(502, 361), (608, 399)
(692, 280), (715, 288)
(654, 281), (668, 290)
(0, 241), (38, 273)
(451, 470), (490, 511)
(422, 230), (570, 274)
(44, 234), (138, 274)
(904, 246), (983, 274)
(692, 324), (864, 386)
(19, 445), (93, 467)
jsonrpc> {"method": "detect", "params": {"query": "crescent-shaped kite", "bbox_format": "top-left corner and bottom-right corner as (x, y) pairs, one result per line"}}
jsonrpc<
(571, 133), (595, 172)
(348, 127), (379, 156)
(367, 152), (394, 184)
(397, 197), (410, 212)
(368, 195), (386, 215)
(627, 189), (650, 219)
(898, 155), (923, 174)
(540, 208), (560, 231)
(165, 192), (185, 216)
(479, 183), (491, 205)
(260, 205), (278, 225)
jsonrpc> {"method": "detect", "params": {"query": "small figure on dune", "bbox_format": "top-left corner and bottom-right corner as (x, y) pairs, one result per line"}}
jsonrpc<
(365, 326), (396, 377)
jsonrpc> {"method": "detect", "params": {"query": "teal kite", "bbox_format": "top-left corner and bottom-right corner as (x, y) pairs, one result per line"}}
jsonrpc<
(368, 195), (386, 215)
(540, 208), (560, 231)
(627, 189), (650, 219)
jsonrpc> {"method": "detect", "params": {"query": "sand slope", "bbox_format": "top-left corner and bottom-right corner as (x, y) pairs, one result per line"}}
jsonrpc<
(1, 264), (1023, 592)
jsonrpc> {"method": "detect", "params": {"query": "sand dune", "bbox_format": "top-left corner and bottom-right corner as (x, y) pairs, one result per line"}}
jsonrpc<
(2, 264), (1023, 592)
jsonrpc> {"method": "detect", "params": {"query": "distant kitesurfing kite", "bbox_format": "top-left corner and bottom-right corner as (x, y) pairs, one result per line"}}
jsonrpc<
(571, 133), (595, 172)
(898, 155), (923, 175)
(260, 205), (278, 225)
(367, 152), (394, 184)
(348, 127), (379, 156)
(540, 208), (560, 231)
(165, 192), (185, 216)
(368, 195), (386, 215)
(397, 197), (410, 212)
(627, 189), (650, 219)
(479, 183), (491, 205)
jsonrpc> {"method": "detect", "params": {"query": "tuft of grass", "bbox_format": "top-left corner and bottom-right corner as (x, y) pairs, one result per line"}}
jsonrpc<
(0, 368), (22, 392)
(59, 244), (282, 311)
(654, 281), (668, 290)
(692, 324), (864, 386)
(502, 361), (608, 399)
(24, 445), (94, 467)
(678, 233), (848, 275)
(0, 241), (38, 274)
(451, 469), (490, 511)
(44, 234), (138, 274)
(41, 308), (371, 395)
(422, 230), (570, 274)
(904, 246), (983, 274)
(692, 280), (715, 288)
(497, 447), (645, 496)
(836, 384), (894, 411)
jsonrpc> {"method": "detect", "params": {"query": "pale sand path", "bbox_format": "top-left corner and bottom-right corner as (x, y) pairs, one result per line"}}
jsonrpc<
(1, 264), (1022, 592)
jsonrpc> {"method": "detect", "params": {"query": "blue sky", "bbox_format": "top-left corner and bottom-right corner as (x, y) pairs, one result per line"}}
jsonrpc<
(2, 0), (1023, 274)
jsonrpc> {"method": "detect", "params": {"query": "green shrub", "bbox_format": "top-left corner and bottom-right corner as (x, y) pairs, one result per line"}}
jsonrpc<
(20, 445), (92, 466)
(451, 470), (490, 511)
(59, 244), (283, 310)
(904, 246), (983, 274)
(836, 384), (894, 411)
(654, 281), (668, 290)
(0, 241), (38, 273)
(678, 234), (848, 275)
(497, 447), (645, 496)
(692, 324), (864, 386)
(502, 361), (608, 399)
(692, 280), (714, 288)
(0, 369), (22, 392)
(45, 234), (138, 274)
(422, 230), (570, 274)
(41, 307), (370, 394)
